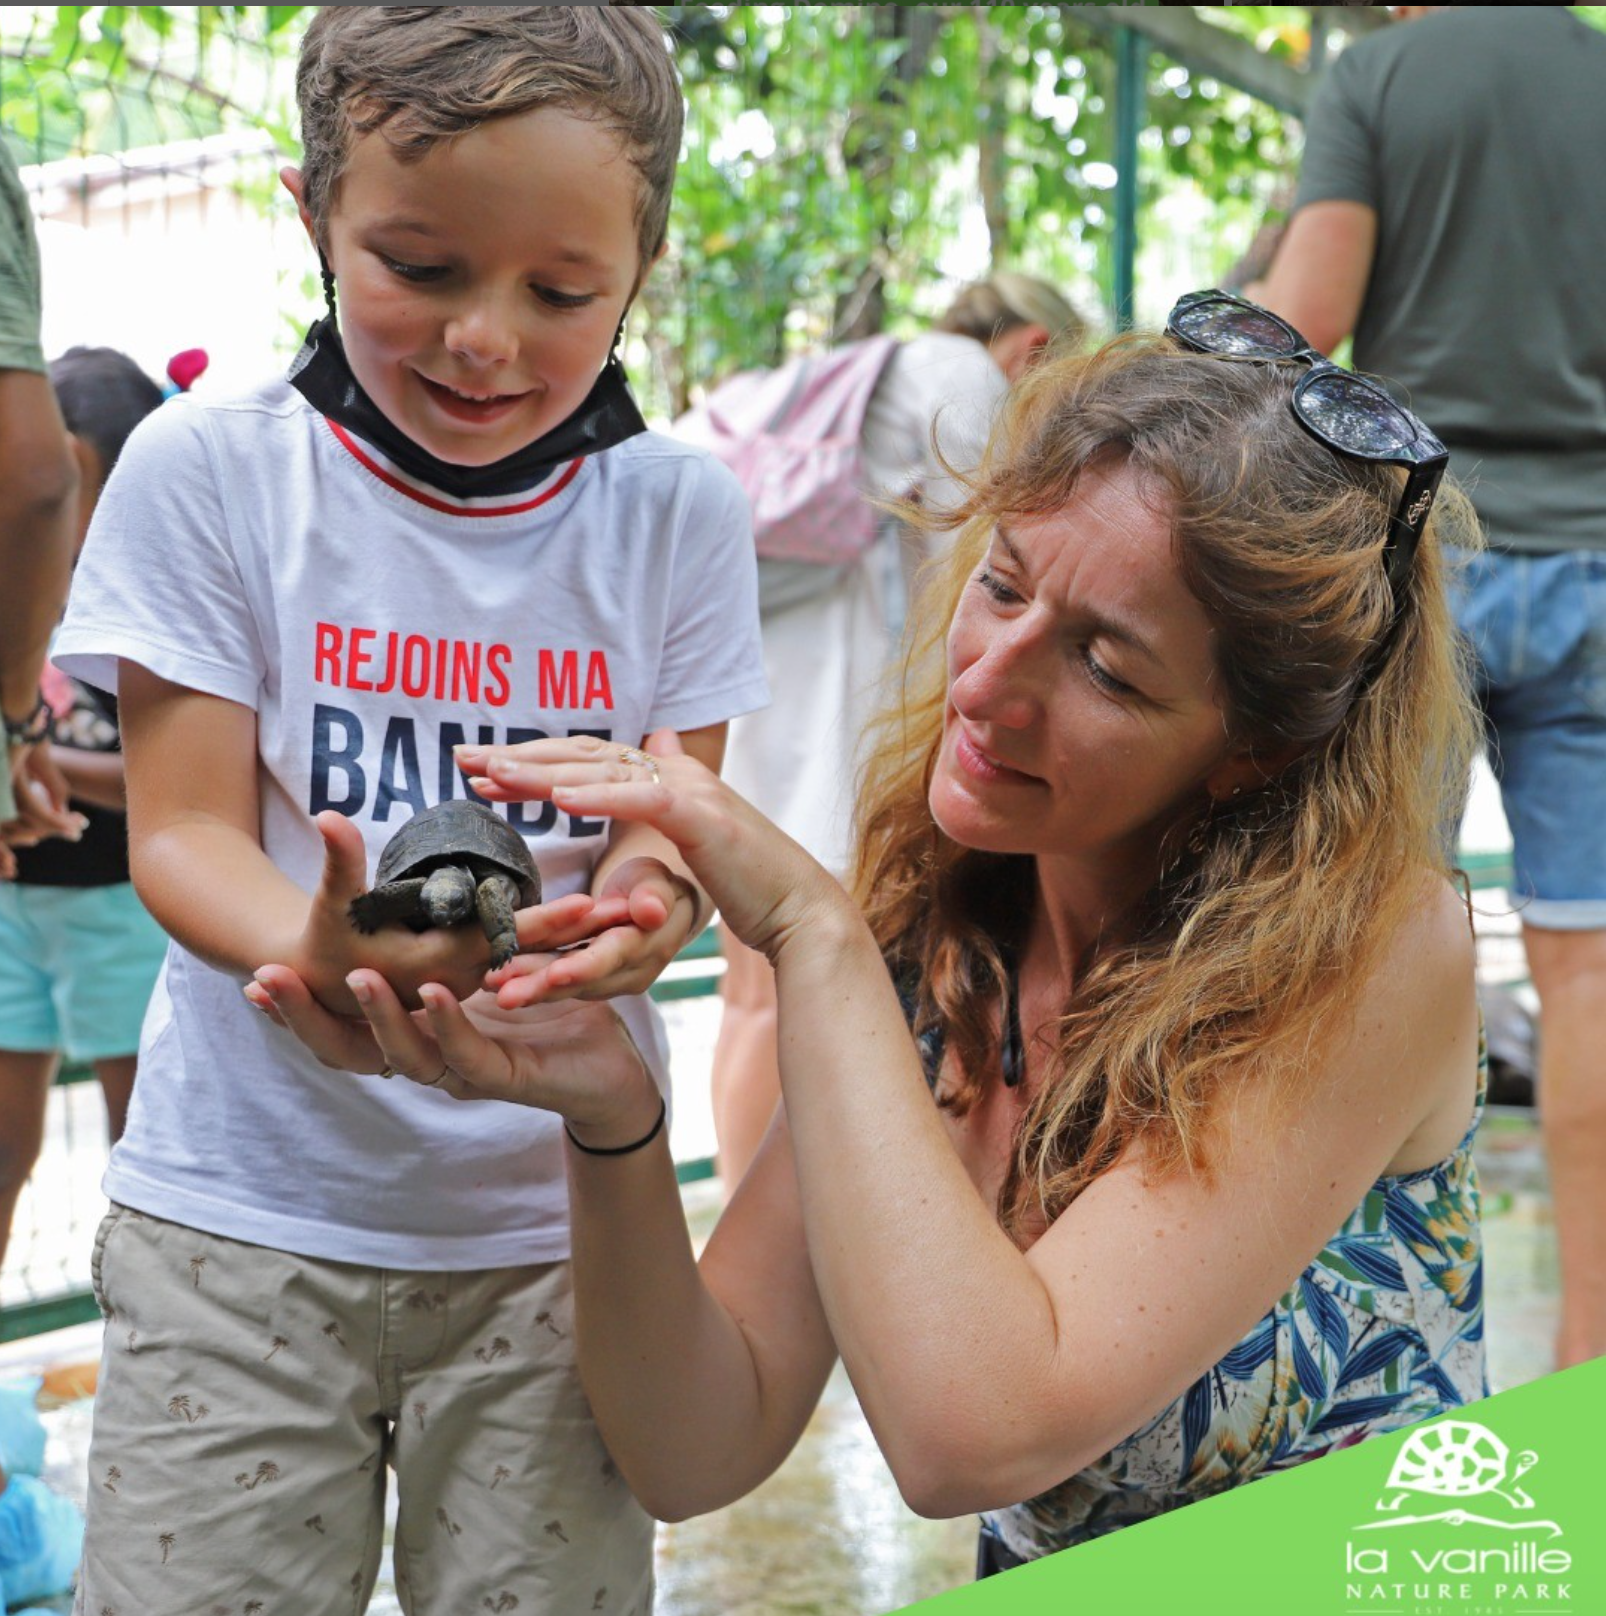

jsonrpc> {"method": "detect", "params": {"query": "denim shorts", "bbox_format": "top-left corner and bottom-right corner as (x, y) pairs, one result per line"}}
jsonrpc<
(1453, 547), (1606, 928)
(0, 880), (168, 1058)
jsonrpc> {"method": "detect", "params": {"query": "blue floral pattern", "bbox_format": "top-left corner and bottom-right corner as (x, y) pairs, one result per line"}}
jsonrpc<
(984, 1032), (1488, 1558)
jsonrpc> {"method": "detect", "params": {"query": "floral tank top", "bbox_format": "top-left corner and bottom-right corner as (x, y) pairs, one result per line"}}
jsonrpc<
(901, 974), (1489, 1558)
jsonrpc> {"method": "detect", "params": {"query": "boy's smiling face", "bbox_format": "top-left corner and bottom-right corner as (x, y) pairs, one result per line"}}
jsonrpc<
(289, 107), (649, 466)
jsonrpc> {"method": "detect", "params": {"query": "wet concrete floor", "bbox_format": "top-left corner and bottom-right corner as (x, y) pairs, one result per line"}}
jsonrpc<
(6, 1100), (1560, 1616)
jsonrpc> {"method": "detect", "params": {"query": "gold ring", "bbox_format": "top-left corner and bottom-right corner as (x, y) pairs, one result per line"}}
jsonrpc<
(617, 746), (661, 783)
(377, 1064), (396, 1080)
(424, 1066), (452, 1088)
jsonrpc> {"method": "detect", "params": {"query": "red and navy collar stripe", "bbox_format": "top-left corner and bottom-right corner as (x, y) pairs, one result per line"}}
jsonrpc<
(326, 419), (583, 517)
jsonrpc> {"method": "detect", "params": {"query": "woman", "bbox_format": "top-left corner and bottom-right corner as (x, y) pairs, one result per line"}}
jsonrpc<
(255, 295), (1487, 1564)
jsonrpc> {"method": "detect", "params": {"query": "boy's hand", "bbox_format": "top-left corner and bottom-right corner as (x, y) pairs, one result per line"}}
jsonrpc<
(487, 854), (699, 1009)
(285, 811), (600, 1015)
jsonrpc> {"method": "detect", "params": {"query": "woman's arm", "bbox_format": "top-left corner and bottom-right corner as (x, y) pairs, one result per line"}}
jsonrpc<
(768, 878), (1478, 1517)
(470, 737), (1480, 1518)
(567, 1106), (839, 1520)
(301, 734), (1479, 1523)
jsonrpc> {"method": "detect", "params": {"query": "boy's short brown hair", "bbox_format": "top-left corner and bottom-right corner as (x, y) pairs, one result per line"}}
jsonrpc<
(296, 6), (683, 266)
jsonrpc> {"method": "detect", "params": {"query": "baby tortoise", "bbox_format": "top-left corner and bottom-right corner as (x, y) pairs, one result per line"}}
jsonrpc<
(349, 800), (540, 969)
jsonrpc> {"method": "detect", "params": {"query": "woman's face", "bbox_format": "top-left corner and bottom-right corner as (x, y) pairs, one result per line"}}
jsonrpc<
(930, 461), (1256, 886)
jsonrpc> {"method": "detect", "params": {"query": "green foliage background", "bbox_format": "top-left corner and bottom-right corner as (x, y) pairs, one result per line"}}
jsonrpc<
(5, 5), (1601, 414)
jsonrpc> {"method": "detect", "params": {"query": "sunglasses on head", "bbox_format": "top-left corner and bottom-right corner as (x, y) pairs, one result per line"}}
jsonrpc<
(1164, 290), (1449, 596)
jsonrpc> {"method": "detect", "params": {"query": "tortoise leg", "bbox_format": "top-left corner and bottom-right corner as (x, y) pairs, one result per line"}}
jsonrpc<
(420, 864), (476, 928)
(475, 873), (521, 969)
(350, 878), (430, 934)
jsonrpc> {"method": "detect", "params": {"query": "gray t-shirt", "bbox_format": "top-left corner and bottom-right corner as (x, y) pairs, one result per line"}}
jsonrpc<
(0, 142), (44, 375)
(1294, 7), (1606, 553)
(0, 143), (44, 822)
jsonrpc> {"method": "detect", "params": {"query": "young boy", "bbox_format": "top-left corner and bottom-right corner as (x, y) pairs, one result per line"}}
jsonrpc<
(53, 10), (766, 1613)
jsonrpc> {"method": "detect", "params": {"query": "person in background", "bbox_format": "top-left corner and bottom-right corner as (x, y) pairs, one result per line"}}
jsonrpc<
(1255, 3), (1606, 1370)
(0, 142), (81, 879)
(264, 307), (1489, 1567)
(713, 273), (1087, 1186)
(0, 348), (171, 1274)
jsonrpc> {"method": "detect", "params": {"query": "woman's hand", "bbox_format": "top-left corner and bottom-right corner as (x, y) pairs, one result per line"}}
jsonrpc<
(458, 730), (851, 970)
(247, 961), (660, 1139)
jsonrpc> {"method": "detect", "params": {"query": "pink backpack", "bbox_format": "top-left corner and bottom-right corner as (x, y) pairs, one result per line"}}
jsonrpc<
(672, 336), (900, 566)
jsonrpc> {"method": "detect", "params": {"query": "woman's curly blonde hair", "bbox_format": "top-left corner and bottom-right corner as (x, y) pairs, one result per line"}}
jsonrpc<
(853, 334), (1482, 1242)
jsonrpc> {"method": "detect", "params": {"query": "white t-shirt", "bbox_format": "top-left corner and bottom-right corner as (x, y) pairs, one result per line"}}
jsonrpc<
(859, 329), (1007, 513)
(54, 377), (767, 1269)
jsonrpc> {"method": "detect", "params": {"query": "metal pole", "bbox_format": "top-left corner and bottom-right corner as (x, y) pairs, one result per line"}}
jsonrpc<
(1112, 25), (1146, 331)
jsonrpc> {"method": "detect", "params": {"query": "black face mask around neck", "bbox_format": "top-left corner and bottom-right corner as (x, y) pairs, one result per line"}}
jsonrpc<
(286, 317), (648, 499)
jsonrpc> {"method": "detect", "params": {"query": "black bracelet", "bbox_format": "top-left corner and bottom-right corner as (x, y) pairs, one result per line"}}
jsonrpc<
(2, 690), (50, 747)
(565, 1095), (667, 1157)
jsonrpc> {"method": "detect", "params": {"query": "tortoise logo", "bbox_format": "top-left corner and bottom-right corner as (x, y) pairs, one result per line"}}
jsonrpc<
(1354, 1418), (1561, 1538)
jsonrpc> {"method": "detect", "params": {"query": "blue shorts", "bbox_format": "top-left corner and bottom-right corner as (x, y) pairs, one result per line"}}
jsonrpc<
(0, 881), (168, 1059)
(1454, 548), (1606, 929)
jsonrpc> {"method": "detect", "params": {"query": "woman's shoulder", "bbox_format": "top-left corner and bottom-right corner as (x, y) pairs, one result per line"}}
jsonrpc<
(1367, 868), (1478, 1022)
(1184, 868), (1476, 1176)
(1366, 870), (1482, 1174)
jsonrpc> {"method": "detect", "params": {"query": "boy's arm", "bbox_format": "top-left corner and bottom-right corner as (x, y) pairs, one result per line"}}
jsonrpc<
(481, 722), (727, 1006)
(121, 661), (509, 1013)
(119, 662), (316, 976)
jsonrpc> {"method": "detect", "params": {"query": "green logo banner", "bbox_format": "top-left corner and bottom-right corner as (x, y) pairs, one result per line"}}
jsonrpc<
(897, 1358), (1606, 1616)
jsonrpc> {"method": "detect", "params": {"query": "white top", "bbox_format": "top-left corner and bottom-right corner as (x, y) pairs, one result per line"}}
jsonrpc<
(54, 377), (767, 1269)
(859, 329), (1007, 514)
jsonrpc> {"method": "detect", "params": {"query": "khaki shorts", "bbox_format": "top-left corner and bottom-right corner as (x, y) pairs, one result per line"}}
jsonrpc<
(75, 1205), (653, 1616)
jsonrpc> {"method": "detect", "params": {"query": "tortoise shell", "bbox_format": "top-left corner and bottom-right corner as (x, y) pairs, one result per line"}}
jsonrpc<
(372, 800), (540, 907)
(1382, 1421), (1511, 1497)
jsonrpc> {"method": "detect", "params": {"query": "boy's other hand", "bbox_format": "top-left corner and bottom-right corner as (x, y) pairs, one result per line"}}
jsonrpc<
(487, 854), (698, 1009)
(287, 811), (600, 1014)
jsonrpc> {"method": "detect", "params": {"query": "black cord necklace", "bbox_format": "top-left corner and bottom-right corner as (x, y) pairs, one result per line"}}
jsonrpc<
(1001, 957), (1025, 1088)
